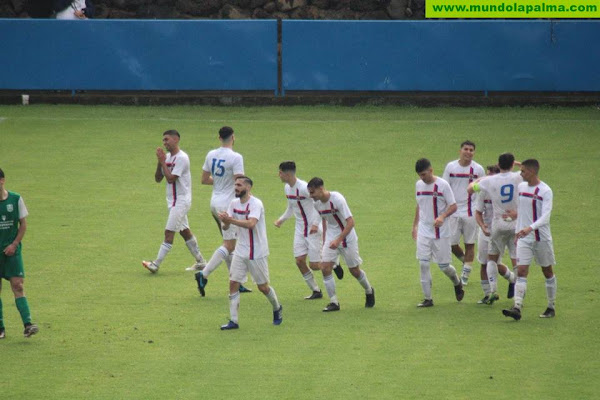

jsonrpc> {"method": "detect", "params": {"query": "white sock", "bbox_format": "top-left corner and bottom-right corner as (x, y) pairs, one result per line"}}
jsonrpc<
(323, 274), (338, 304)
(185, 236), (205, 263)
(515, 277), (527, 309)
(502, 268), (515, 284)
(439, 264), (460, 286)
(355, 270), (373, 294)
(303, 271), (320, 292)
(203, 246), (229, 278)
(265, 287), (281, 311)
(462, 263), (472, 278)
(420, 260), (432, 299)
(545, 276), (557, 309)
(481, 279), (490, 296)
(225, 254), (233, 271)
(487, 260), (498, 293)
(229, 291), (240, 324)
(155, 242), (172, 266)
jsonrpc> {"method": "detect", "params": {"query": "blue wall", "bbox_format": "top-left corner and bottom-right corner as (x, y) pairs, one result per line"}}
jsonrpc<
(0, 19), (277, 91)
(282, 20), (600, 92)
(1, 19), (598, 93)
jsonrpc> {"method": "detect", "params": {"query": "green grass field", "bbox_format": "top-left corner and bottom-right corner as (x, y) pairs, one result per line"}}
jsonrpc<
(1, 105), (599, 399)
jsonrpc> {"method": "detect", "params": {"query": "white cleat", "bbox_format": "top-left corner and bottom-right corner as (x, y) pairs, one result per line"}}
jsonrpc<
(142, 260), (159, 273)
(185, 261), (206, 271)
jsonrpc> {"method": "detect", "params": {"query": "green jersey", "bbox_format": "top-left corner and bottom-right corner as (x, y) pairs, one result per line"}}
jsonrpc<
(0, 191), (28, 249)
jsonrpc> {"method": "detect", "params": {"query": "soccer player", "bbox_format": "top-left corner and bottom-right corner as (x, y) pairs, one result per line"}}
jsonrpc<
(502, 159), (557, 321)
(307, 178), (375, 312)
(274, 161), (324, 299)
(469, 153), (519, 305)
(442, 140), (485, 285)
(0, 168), (38, 338)
(413, 159), (464, 307)
(142, 130), (206, 273)
(473, 165), (513, 304)
(194, 126), (250, 295)
(218, 177), (282, 330)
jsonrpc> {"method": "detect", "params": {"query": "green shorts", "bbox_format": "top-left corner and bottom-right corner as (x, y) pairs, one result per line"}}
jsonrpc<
(0, 251), (25, 280)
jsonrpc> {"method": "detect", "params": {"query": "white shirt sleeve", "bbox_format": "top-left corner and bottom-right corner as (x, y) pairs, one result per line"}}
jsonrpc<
(249, 199), (262, 221)
(18, 197), (29, 219)
(171, 155), (187, 178)
(335, 194), (353, 221)
(443, 181), (456, 206)
(442, 163), (451, 183)
(279, 202), (293, 222)
(202, 153), (211, 173)
(233, 154), (244, 176)
(475, 193), (485, 213)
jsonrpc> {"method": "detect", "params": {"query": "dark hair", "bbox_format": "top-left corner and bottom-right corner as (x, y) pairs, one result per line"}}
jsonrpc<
(163, 129), (180, 138)
(460, 140), (476, 150)
(279, 161), (296, 172)
(498, 153), (515, 170)
(307, 177), (324, 189)
(415, 158), (431, 173)
(486, 165), (500, 174)
(0, 168), (4, 179)
(236, 175), (253, 187)
(219, 126), (234, 140)
(521, 159), (540, 174)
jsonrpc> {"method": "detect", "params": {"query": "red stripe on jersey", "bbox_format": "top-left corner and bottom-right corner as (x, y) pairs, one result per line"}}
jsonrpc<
(533, 187), (540, 242)
(296, 188), (308, 237)
(286, 195), (307, 200)
(467, 166), (474, 216)
(433, 184), (440, 239)
(330, 201), (347, 248)
(245, 203), (254, 260)
(171, 183), (177, 207)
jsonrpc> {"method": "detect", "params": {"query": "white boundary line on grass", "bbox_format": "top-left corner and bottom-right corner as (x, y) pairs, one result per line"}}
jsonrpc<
(0, 116), (598, 123)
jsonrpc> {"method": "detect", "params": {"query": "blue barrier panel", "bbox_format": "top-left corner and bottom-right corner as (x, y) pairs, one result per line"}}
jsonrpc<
(0, 19), (277, 91)
(282, 20), (599, 92)
(552, 21), (600, 91)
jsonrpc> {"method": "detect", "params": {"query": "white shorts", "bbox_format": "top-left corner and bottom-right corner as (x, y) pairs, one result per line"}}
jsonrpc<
(211, 206), (238, 240)
(416, 236), (452, 265)
(321, 239), (362, 268)
(229, 255), (269, 285)
(165, 203), (190, 232)
(293, 230), (322, 261)
(489, 227), (516, 257)
(449, 215), (478, 245)
(516, 240), (556, 267)
(477, 231), (490, 264)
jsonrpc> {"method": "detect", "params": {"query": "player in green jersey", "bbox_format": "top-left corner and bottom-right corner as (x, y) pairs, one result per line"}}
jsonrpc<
(0, 168), (38, 339)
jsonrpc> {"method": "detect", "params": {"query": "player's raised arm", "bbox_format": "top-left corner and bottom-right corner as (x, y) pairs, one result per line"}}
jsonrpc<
(155, 148), (165, 182)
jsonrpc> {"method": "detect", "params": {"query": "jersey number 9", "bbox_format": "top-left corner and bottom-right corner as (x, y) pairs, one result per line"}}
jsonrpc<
(500, 184), (514, 203)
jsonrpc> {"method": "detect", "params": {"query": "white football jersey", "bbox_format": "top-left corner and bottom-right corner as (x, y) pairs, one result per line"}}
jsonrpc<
(516, 181), (553, 242)
(443, 160), (485, 218)
(279, 178), (321, 237)
(228, 196), (269, 259)
(313, 191), (357, 245)
(475, 190), (494, 228)
(164, 150), (191, 208)
(478, 171), (523, 231)
(416, 177), (456, 239)
(203, 147), (244, 209)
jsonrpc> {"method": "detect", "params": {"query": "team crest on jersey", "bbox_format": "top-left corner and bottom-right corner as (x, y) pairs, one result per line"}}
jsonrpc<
(6, 204), (13, 212)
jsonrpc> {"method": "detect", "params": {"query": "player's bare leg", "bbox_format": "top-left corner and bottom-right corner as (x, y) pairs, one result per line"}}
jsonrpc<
(478, 263), (490, 303)
(10, 277), (38, 338)
(540, 265), (556, 318)
(180, 228), (206, 271)
(320, 262), (340, 311)
(486, 254), (515, 305)
(296, 255), (322, 299)
(142, 229), (175, 273)
(348, 266), (375, 308)
(460, 243), (475, 285)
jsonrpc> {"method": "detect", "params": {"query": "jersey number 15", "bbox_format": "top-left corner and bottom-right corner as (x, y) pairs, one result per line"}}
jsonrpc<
(211, 159), (226, 177)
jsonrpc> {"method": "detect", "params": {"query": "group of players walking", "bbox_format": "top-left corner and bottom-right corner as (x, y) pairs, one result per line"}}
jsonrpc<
(141, 127), (374, 330)
(139, 130), (556, 331)
(414, 141), (557, 321)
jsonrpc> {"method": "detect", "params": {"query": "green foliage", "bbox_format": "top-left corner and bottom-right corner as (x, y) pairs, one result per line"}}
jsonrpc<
(0, 105), (598, 399)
